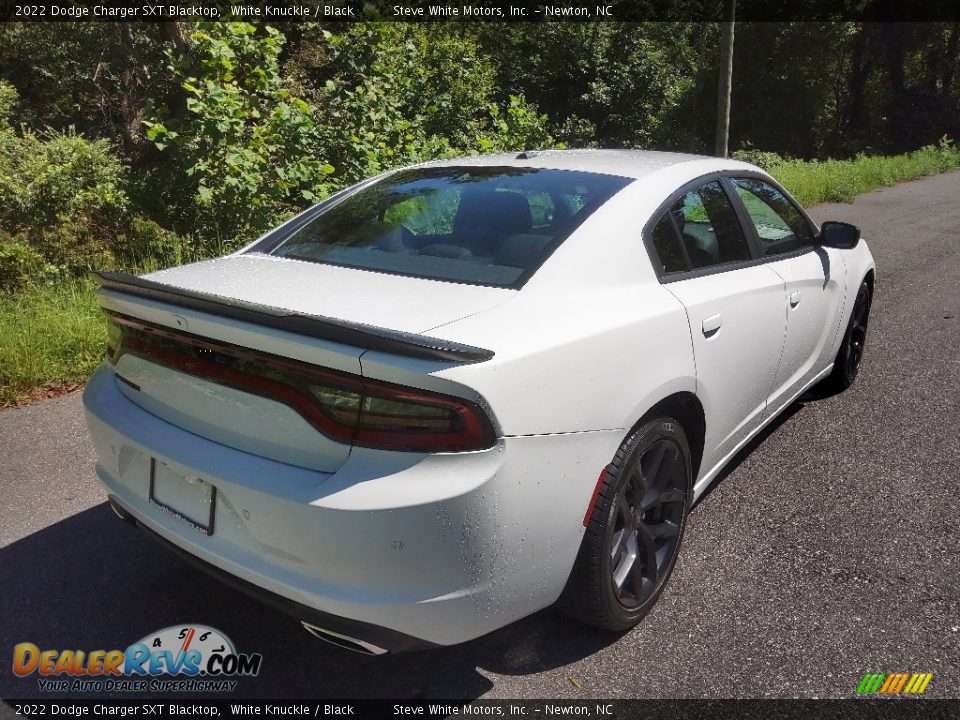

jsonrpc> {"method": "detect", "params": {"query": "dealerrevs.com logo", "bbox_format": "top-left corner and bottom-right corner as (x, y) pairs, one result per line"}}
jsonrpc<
(12, 625), (262, 693)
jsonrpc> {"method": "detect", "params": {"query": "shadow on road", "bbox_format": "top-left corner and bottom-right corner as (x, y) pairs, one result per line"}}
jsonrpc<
(2, 394), (822, 700)
(0, 503), (620, 700)
(693, 399), (806, 508)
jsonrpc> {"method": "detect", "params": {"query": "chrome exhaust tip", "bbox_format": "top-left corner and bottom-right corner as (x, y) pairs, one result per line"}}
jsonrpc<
(108, 496), (137, 525)
(301, 621), (388, 656)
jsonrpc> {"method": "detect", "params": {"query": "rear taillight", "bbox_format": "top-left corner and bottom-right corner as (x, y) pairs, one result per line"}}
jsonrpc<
(105, 313), (496, 453)
(308, 380), (495, 452)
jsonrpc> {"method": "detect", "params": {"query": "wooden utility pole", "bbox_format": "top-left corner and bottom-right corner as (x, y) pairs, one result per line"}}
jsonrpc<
(715, 0), (736, 157)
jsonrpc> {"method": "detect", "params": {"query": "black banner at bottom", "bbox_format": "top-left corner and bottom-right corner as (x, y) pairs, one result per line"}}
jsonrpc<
(3, 699), (960, 720)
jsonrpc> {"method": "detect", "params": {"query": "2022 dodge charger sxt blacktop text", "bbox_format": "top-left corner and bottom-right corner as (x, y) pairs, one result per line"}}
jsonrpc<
(84, 150), (875, 654)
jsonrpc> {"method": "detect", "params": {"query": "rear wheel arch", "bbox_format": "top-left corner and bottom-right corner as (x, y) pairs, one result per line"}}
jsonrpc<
(631, 392), (706, 482)
(561, 407), (696, 629)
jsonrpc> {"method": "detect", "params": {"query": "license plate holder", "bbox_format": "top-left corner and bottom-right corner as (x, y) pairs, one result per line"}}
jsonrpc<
(148, 458), (216, 536)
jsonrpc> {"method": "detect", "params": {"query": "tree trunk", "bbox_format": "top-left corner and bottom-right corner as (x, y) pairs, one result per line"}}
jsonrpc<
(161, 21), (189, 54)
(714, 0), (736, 157)
(844, 24), (870, 150)
(942, 22), (960, 95)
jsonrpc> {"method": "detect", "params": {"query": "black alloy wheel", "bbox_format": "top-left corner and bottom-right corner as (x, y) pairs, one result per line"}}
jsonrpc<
(561, 416), (692, 631)
(824, 280), (872, 392)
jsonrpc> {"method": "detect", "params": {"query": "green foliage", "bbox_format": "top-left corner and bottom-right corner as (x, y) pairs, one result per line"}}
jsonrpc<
(146, 22), (334, 249)
(0, 80), (16, 125)
(4, 139), (960, 403)
(9, 222), (117, 282)
(474, 23), (699, 149)
(307, 24), (556, 186)
(0, 24), (174, 151)
(724, 23), (852, 158)
(0, 240), (56, 291)
(113, 215), (199, 272)
(0, 85), (128, 233)
(0, 128), (128, 233)
(0, 87), (133, 282)
(0, 279), (104, 406)
(334, 24), (497, 147)
(312, 25), (454, 183)
(732, 146), (787, 170)
(5, 20), (960, 163)
(478, 94), (555, 153)
(772, 137), (960, 206)
(0, 83), (191, 283)
(3, 20), (960, 404)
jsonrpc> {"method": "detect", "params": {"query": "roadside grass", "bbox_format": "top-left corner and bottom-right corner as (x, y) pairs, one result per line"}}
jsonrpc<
(771, 139), (960, 205)
(1, 141), (959, 407)
(0, 279), (104, 407)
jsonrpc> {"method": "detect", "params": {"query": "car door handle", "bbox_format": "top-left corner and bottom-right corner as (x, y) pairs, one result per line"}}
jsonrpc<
(789, 290), (802, 308)
(702, 314), (722, 336)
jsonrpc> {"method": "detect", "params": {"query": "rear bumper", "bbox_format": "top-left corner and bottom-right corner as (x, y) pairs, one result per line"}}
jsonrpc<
(108, 493), (435, 654)
(83, 364), (624, 648)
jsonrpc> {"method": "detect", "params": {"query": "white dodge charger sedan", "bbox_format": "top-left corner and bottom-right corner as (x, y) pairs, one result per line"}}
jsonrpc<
(84, 150), (875, 654)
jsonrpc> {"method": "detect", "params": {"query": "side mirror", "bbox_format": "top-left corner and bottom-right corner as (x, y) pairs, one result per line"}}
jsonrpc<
(819, 221), (860, 249)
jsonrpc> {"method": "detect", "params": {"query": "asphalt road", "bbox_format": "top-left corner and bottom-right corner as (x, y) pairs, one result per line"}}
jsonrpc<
(1, 172), (958, 701)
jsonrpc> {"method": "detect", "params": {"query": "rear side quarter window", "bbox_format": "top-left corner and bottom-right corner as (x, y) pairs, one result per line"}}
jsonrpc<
(647, 178), (754, 278)
(651, 214), (689, 275)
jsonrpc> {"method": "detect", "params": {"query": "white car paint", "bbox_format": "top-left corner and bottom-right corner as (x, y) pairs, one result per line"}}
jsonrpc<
(83, 150), (876, 651)
(765, 248), (848, 409)
(146, 253), (517, 335)
(664, 264), (787, 464)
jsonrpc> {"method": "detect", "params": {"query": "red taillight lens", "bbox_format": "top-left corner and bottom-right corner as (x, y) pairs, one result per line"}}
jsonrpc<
(105, 313), (496, 453)
(319, 381), (495, 452)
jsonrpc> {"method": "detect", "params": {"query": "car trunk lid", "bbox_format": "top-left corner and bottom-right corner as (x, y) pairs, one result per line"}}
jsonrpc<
(145, 253), (515, 334)
(94, 257), (504, 473)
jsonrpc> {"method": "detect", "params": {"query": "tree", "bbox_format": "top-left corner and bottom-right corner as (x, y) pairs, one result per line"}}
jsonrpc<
(145, 22), (334, 248)
(0, 23), (174, 158)
(472, 23), (701, 149)
(290, 23), (555, 185)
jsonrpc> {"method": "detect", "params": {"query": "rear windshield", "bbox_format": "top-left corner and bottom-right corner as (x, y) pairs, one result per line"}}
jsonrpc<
(268, 166), (632, 287)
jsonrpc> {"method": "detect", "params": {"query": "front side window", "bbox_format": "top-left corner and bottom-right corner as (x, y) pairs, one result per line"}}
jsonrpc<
(269, 166), (631, 286)
(668, 180), (752, 269)
(731, 177), (814, 256)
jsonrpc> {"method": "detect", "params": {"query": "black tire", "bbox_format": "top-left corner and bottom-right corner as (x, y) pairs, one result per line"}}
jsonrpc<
(560, 416), (692, 631)
(822, 279), (872, 393)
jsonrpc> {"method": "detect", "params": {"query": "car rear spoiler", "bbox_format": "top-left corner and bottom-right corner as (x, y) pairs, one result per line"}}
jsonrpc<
(91, 271), (495, 364)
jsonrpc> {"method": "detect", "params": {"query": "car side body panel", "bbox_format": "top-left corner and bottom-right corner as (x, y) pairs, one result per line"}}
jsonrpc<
(764, 247), (848, 414)
(665, 265), (788, 477)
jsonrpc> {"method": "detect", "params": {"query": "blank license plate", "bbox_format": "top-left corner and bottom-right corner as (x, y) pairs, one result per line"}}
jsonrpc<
(148, 458), (217, 536)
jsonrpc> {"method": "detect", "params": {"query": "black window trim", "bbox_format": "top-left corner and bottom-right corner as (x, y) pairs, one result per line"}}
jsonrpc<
(641, 171), (759, 283)
(666, 211), (694, 270)
(642, 170), (821, 284)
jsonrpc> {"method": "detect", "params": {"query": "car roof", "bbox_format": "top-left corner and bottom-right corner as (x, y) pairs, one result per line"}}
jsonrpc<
(412, 148), (739, 181)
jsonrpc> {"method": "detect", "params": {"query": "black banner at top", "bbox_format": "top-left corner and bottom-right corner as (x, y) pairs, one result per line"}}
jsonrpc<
(4, 699), (960, 720)
(1, 0), (959, 23)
